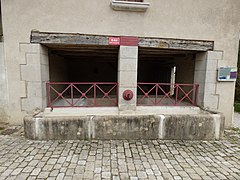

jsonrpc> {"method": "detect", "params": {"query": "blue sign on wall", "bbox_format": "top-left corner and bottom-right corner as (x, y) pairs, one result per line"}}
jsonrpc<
(218, 67), (237, 81)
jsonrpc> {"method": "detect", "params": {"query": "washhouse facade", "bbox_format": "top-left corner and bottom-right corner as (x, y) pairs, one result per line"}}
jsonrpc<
(0, 0), (240, 139)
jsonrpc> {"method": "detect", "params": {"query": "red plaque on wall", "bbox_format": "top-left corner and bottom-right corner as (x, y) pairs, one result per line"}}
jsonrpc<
(109, 37), (120, 45)
(120, 36), (138, 46)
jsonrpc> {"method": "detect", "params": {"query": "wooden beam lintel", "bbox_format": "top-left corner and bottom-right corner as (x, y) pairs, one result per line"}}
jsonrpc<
(31, 31), (214, 52)
(138, 37), (214, 51)
(31, 30), (110, 46)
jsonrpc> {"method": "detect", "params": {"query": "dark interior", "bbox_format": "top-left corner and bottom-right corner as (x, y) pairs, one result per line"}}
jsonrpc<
(49, 45), (119, 83)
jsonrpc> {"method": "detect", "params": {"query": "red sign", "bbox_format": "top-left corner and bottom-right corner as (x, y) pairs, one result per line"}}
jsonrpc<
(109, 37), (120, 45)
(120, 36), (138, 46)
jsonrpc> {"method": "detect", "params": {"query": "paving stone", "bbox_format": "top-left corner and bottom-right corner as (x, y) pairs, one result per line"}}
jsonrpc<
(113, 176), (121, 180)
(1, 169), (13, 177)
(11, 168), (23, 176)
(47, 158), (58, 165)
(75, 165), (85, 174)
(0, 133), (239, 180)
(83, 170), (94, 179)
(137, 171), (148, 178)
(130, 177), (138, 180)
(72, 174), (83, 180)
(22, 166), (35, 173)
(50, 169), (60, 177)
(102, 171), (111, 178)
(16, 173), (30, 180)
(189, 173), (202, 179)
(37, 171), (50, 179)
(27, 176), (37, 180)
(56, 172), (65, 180)
(30, 167), (41, 176)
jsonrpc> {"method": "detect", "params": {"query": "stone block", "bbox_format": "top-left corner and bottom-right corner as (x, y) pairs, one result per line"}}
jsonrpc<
(27, 82), (43, 97)
(203, 94), (219, 110)
(21, 97), (43, 111)
(118, 58), (138, 71)
(19, 43), (40, 54)
(24, 112), (224, 140)
(196, 91), (204, 106)
(21, 64), (41, 82)
(215, 82), (235, 95)
(41, 82), (47, 98)
(162, 113), (224, 140)
(194, 70), (206, 84)
(24, 116), (89, 140)
(19, 52), (27, 65)
(212, 114), (225, 140)
(195, 59), (207, 71)
(206, 59), (218, 71)
(205, 71), (217, 83)
(26, 53), (40, 64)
(19, 81), (27, 98)
(118, 104), (136, 111)
(119, 110), (136, 115)
(41, 64), (49, 81)
(93, 115), (160, 140)
(207, 51), (223, 60)
(40, 54), (49, 65)
(42, 96), (48, 108)
(118, 71), (137, 87)
(204, 83), (216, 94)
(41, 82), (48, 108)
(119, 46), (138, 59)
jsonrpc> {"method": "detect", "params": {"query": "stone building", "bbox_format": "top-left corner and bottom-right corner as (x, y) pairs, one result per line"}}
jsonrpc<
(0, 0), (239, 140)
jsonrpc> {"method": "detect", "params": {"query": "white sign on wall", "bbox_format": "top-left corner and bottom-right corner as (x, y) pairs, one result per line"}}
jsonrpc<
(217, 67), (237, 81)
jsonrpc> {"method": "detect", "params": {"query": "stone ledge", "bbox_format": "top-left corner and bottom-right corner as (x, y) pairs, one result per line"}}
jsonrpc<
(110, 0), (150, 12)
(24, 112), (225, 140)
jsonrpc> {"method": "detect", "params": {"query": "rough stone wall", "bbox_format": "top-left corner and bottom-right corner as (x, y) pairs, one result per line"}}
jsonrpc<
(163, 114), (224, 140)
(24, 113), (224, 140)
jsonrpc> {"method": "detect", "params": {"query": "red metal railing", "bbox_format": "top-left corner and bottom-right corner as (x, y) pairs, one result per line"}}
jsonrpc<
(137, 83), (199, 106)
(47, 82), (118, 108)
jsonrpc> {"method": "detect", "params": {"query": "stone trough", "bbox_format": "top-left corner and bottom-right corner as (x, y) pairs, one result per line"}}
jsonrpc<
(24, 107), (224, 141)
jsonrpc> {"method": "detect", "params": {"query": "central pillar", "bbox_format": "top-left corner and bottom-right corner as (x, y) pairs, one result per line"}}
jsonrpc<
(118, 45), (138, 114)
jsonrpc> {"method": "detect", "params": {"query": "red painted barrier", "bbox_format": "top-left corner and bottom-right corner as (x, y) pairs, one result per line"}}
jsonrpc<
(47, 82), (118, 108)
(137, 83), (199, 106)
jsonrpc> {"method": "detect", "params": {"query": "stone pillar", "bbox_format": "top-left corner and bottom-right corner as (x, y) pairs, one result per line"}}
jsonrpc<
(194, 51), (223, 110)
(20, 44), (49, 112)
(118, 46), (138, 114)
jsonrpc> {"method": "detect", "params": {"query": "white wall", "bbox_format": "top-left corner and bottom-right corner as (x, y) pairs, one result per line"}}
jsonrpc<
(0, 42), (8, 122)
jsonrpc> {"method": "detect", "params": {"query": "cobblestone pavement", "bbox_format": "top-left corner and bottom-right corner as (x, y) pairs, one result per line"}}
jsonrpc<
(0, 130), (239, 179)
(233, 112), (240, 128)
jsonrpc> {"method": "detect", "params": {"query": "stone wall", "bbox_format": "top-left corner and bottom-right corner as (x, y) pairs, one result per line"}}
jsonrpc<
(20, 44), (49, 113)
(24, 112), (224, 140)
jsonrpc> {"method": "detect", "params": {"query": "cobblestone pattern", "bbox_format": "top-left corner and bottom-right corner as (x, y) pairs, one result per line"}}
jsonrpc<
(233, 112), (240, 128)
(0, 135), (239, 180)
